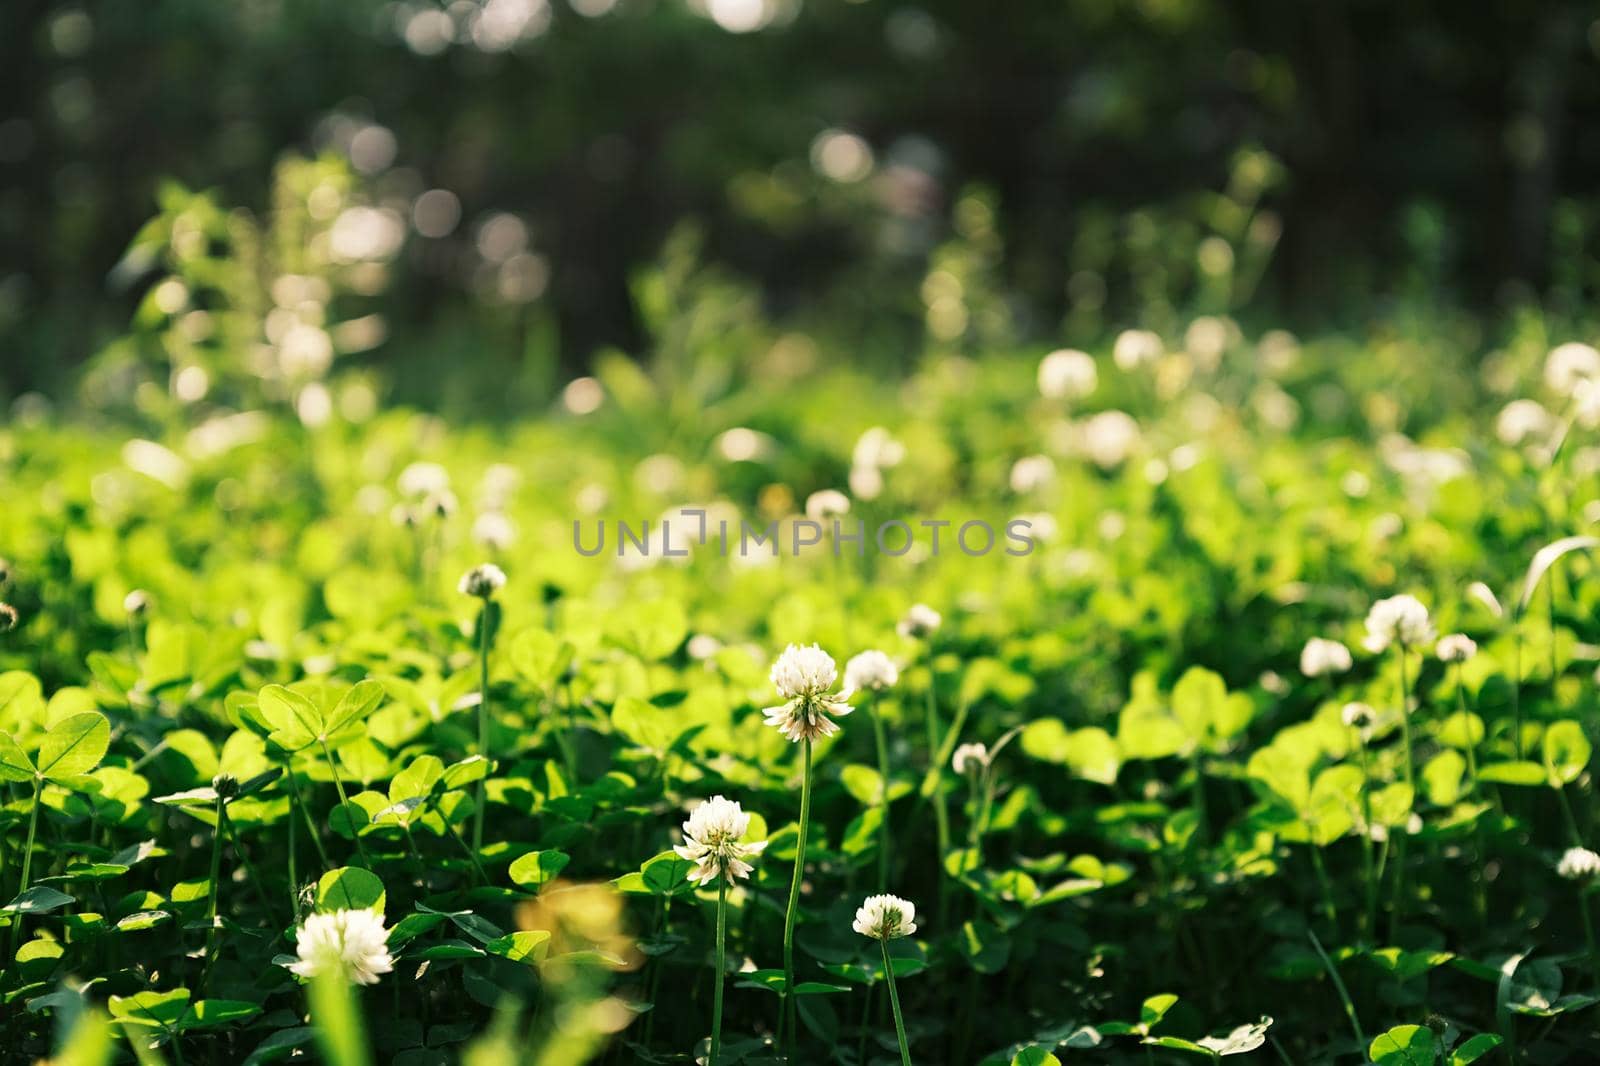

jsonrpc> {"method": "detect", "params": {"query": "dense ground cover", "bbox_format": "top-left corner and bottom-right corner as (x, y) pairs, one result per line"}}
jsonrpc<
(4, 315), (1600, 1065)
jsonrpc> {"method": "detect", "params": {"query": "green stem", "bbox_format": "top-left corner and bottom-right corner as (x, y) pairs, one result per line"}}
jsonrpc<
(287, 762), (332, 870)
(1353, 730), (1377, 941)
(1557, 786), (1583, 847)
(221, 806), (274, 919)
(319, 740), (371, 869)
(1454, 665), (1478, 788)
(781, 738), (813, 1063)
(1513, 623), (1524, 761)
(923, 660), (950, 926)
(1390, 645), (1413, 940)
(203, 795), (224, 985)
(474, 607), (491, 853)
(1309, 845), (1337, 929)
(440, 806), (489, 884)
(8, 778), (42, 959)
(1308, 928), (1366, 1049)
(881, 939), (913, 1066)
(1580, 889), (1600, 992)
(711, 878), (728, 1066)
(869, 693), (891, 892)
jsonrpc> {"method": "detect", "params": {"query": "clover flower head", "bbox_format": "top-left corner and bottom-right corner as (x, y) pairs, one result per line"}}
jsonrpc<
(398, 461), (451, 499)
(1081, 409), (1141, 469)
(951, 742), (989, 775)
(1545, 342), (1600, 396)
(764, 644), (852, 743)
(472, 512), (516, 552)
(1558, 847), (1600, 882)
(673, 794), (767, 886)
(124, 589), (152, 617)
(852, 894), (917, 940)
(427, 489), (459, 519)
(1436, 633), (1477, 663)
(805, 489), (851, 520)
(844, 650), (898, 693)
(458, 562), (507, 599)
(0, 603), (16, 632)
(1299, 637), (1352, 678)
(1037, 348), (1097, 400)
(1341, 702), (1375, 729)
(1362, 594), (1435, 653)
(1113, 328), (1164, 371)
(289, 908), (395, 986)
(896, 604), (942, 640)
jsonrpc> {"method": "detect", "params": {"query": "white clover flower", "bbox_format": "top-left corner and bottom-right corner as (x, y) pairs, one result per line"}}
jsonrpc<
(951, 742), (989, 775)
(1299, 637), (1352, 678)
(852, 427), (906, 470)
(1081, 410), (1140, 469)
(1436, 633), (1477, 663)
(472, 512), (516, 551)
(805, 489), (851, 520)
(674, 795), (767, 886)
(849, 464), (885, 501)
(398, 461), (451, 499)
(1496, 399), (1556, 447)
(852, 894), (917, 940)
(1362, 594), (1435, 653)
(896, 604), (942, 640)
(1113, 329), (1164, 371)
(479, 463), (521, 509)
(1009, 454), (1056, 494)
(458, 562), (507, 598)
(1558, 846), (1600, 881)
(687, 634), (723, 661)
(289, 909), (395, 986)
(1037, 348), (1097, 400)
(1545, 342), (1600, 396)
(1576, 379), (1600, 430)
(1341, 702), (1375, 729)
(764, 644), (853, 743)
(1010, 512), (1058, 544)
(124, 589), (152, 617)
(0, 603), (16, 632)
(844, 650), (898, 693)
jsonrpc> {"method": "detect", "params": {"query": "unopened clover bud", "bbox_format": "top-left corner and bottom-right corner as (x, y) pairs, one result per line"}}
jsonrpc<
(124, 589), (152, 617)
(212, 773), (240, 800)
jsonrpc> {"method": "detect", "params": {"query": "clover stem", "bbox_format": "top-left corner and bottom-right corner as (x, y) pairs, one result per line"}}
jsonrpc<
(923, 656), (950, 927)
(880, 939), (913, 1066)
(1352, 728), (1377, 940)
(1512, 622), (1524, 760)
(867, 691), (891, 891)
(781, 737), (813, 1063)
(1308, 928), (1365, 1049)
(1390, 644), (1414, 941)
(287, 763), (332, 870)
(474, 605), (491, 853)
(711, 876), (728, 1066)
(7, 778), (42, 958)
(221, 805), (274, 919)
(1309, 845), (1337, 928)
(203, 794), (225, 986)
(1453, 664), (1478, 788)
(1580, 887), (1600, 992)
(319, 740), (371, 869)
(438, 803), (489, 884)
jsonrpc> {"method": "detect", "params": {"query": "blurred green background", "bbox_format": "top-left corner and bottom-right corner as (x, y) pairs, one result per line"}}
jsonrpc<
(4, 0), (1600, 408)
